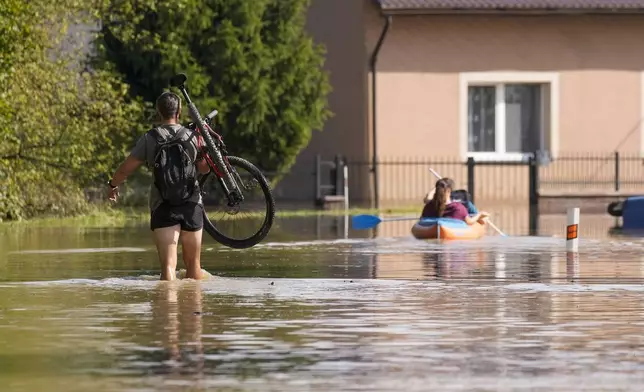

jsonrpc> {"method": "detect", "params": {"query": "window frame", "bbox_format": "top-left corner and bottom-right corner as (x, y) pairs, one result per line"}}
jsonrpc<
(640, 71), (644, 158)
(459, 72), (560, 162)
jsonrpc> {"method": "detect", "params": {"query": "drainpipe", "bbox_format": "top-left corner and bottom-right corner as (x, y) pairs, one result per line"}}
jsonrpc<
(369, 14), (392, 210)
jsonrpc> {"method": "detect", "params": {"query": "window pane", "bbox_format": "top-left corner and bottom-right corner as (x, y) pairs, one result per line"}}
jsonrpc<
(468, 86), (496, 153)
(505, 84), (543, 154)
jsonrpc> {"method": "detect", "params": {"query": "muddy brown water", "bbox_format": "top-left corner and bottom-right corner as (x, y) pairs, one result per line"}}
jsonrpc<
(1, 214), (644, 391)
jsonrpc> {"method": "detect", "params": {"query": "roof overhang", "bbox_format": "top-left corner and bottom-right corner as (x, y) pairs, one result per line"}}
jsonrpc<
(382, 9), (644, 15)
(376, 0), (644, 15)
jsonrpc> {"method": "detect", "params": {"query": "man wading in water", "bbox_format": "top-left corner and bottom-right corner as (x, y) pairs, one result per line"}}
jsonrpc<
(107, 92), (211, 280)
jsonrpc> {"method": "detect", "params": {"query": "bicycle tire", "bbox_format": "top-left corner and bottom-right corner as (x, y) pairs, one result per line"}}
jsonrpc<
(202, 156), (275, 249)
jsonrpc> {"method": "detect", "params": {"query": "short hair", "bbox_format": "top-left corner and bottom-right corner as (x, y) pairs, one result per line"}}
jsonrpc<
(156, 91), (181, 120)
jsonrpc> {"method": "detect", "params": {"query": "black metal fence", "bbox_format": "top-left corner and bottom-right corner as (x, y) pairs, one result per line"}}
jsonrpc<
(539, 152), (644, 192)
(313, 152), (644, 234)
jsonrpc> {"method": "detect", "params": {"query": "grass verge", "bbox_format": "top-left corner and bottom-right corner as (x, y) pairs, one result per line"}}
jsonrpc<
(0, 205), (421, 230)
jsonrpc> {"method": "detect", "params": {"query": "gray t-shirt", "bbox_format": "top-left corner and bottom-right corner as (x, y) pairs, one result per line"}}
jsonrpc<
(130, 124), (203, 212)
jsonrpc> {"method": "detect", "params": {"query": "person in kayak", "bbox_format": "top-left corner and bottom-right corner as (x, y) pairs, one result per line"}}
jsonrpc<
(423, 180), (478, 214)
(450, 189), (478, 215)
(421, 178), (488, 224)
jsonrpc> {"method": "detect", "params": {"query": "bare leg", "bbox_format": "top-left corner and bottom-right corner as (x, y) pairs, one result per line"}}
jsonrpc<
(180, 228), (203, 280)
(153, 225), (181, 280)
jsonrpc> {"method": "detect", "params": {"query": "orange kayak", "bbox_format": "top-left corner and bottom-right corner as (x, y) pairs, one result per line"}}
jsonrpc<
(411, 217), (486, 240)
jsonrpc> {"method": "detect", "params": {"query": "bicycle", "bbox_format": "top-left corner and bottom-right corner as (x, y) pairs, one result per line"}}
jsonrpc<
(169, 73), (275, 249)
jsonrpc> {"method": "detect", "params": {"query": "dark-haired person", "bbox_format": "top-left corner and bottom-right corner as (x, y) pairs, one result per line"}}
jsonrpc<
(423, 181), (479, 215)
(107, 91), (211, 281)
(421, 178), (488, 225)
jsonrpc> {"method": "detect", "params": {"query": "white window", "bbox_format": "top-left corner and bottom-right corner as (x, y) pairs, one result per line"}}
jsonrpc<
(460, 72), (559, 161)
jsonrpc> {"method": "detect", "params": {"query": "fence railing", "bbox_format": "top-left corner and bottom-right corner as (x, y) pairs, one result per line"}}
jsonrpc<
(539, 152), (644, 192)
(314, 153), (644, 201)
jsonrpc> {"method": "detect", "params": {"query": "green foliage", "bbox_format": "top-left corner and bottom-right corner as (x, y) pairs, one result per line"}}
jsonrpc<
(97, 0), (331, 175)
(0, 0), (331, 221)
(0, 0), (29, 136)
(0, 0), (146, 221)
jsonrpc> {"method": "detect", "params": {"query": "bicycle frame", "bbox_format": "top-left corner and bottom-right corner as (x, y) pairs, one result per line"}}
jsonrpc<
(170, 74), (244, 206)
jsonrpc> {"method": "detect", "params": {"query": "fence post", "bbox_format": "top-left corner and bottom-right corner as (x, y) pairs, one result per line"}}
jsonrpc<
(467, 157), (475, 204)
(315, 154), (321, 202)
(529, 154), (539, 236)
(333, 155), (342, 196)
(614, 151), (620, 192)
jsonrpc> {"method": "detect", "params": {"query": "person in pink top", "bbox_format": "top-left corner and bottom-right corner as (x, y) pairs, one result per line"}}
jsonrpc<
(421, 178), (489, 225)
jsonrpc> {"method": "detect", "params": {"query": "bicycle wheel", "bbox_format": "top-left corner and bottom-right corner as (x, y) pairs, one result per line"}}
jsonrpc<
(200, 156), (275, 249)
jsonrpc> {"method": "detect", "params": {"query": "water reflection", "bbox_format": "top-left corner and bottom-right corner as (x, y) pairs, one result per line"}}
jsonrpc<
(419, 251), (487, 280)
(372, 248), (566, 282)
(150, 281), (204, 377)
(566, 252), (580, 282)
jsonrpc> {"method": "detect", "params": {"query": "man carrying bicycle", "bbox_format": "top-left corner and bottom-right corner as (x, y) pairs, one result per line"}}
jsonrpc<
(107, 91), (211, 281)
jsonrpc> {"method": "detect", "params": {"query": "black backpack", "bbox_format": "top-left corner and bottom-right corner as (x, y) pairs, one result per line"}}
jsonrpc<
(151, 126), (197, 205)
(451, 189), (472, 204)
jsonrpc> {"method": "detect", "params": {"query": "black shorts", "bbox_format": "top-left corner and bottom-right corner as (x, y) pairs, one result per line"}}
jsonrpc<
(150, 202), (204, 232)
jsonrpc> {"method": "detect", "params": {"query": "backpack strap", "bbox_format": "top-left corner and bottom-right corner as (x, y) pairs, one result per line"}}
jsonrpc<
(173, 126), (188, 142)
(149, 125), (189, 145)
(149, 126), (165, 143)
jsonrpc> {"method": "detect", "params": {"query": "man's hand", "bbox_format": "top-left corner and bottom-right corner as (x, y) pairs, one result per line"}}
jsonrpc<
(196, 157), (210, 174)
(108, 185), (119, 202)
(195, 135), (211, 174)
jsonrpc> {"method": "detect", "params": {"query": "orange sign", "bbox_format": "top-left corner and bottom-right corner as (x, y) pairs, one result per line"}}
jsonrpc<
(566, 224), (578, 240)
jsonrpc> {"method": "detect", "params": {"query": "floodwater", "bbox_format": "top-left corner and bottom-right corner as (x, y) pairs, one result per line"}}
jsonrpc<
(2, 214), (644, 391)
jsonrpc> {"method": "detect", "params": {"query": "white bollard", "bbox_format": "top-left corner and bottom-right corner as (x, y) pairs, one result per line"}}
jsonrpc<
(344, 213), (349, 240)
(566, 207), (579, 253)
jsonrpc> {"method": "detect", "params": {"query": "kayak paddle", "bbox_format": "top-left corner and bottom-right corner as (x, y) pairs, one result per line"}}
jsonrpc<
(351, 214), (419, 230)
(485, 219), (507, 237)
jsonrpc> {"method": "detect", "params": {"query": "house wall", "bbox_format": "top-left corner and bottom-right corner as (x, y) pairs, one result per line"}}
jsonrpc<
(364, 5), (644, 206)
(273, 0), (371, 205)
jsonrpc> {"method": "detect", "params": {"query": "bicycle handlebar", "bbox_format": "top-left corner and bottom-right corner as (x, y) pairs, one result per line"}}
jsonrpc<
(206, 109), (218, 122)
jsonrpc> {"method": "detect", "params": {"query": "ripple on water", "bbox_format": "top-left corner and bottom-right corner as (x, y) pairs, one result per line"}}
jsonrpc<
(4, 234), (644, 391)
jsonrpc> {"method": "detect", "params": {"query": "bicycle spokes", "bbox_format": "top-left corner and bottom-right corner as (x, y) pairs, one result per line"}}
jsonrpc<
(201, 158), (273, 243)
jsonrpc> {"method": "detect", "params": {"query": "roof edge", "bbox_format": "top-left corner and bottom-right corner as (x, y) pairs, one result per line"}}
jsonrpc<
(380, 8), (644, 15)
(374, 1), (644, 15)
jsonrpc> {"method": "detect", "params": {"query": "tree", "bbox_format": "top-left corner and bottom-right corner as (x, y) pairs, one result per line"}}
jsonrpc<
(0, 0), (146, 220)
(96, 0), (331, 176)
(0, 0), (31, 147)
